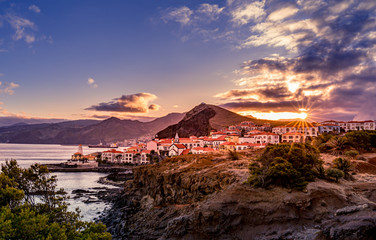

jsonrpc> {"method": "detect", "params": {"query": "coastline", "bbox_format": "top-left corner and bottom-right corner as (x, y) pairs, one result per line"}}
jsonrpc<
(45, 163), (134, 173)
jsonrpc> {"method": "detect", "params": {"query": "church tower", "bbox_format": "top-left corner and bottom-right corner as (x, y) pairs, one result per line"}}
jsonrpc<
(174, 132), (180, 143)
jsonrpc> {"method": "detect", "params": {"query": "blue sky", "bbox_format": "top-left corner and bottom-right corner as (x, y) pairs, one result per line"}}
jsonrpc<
(0, 0), (375, 124)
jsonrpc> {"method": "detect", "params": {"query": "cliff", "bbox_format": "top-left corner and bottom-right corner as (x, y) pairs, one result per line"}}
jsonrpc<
(101, 152), (376, 240)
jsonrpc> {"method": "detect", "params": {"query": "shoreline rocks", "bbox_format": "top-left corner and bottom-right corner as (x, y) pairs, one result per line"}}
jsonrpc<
(100, 155), (376, 240)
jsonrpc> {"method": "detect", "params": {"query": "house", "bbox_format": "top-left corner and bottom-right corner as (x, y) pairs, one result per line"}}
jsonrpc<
(318, 124), (341, 134)
(344, 120), (375, 131)
(121, 151), (134, 164)
(252, 132), (280, 144)
(282, 132), (305, 143)
(191, 147), (215, 154)
(211, 131), (227, 138)
(146, 140), (158, 152)
(235, 143), (250, 151)
(140, 150), (151, 164)
(220, 142), (236, 151)
(168, 143), (187, 156)
(101, 149), (124, 162)
(226, 134), (239, 143)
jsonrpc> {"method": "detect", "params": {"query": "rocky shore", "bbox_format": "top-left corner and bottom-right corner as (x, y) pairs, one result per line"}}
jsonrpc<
(100, 153), (376, 240)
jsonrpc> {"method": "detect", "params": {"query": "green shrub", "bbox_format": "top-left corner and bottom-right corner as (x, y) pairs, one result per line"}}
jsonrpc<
(326, 168), (344, 182)
(333, 157), (351, 175)
(345, 150), (359, 159)
(247, 143), (321, 190)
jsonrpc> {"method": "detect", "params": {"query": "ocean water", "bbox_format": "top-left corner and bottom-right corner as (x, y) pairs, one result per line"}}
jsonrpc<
(0, 143), (119, 221)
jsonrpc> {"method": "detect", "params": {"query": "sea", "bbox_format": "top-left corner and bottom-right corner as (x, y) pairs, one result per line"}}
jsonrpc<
(0, 143), (119, 221)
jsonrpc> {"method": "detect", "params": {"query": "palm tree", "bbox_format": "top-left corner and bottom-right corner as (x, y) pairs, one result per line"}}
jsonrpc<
(326, 136), (347, 156)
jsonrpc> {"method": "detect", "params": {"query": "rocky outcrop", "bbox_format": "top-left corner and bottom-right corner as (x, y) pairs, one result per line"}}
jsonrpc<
(157, 103), (252, 138)
(101, 153), (376, 240)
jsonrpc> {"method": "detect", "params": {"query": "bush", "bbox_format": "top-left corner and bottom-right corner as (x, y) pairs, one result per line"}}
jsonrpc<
(345, 150), (359, 159)
(333, 157), (351, 175)
(345, 131), (372, 152)
(228, 150), (239, 160)
(248, 143), (321, 190)
(326, 168), (344, 182)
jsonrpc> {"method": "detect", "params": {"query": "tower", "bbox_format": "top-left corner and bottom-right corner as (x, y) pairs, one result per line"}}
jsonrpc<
(174, 132), (179, 143)
(78, 144), (83, 155)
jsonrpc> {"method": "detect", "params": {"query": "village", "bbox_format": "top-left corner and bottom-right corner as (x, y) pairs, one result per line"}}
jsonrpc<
(66, 119), (376, 167)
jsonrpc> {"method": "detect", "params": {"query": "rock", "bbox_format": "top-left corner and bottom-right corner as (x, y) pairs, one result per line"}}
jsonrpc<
(100, 154), (376, 240)
(335, 204), (368, 216)
(72, 189), (91, 194)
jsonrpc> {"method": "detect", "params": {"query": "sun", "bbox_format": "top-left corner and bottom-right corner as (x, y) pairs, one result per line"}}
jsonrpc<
(237, 101), (315, 121)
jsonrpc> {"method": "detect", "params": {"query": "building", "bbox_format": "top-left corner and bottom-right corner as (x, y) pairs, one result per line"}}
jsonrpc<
(101, 149), (124, 162)
(252, 132), (280, 144)
(318, 124), (341, 134)
(168, 143), (187, 156)
(282, 132), (305, 143)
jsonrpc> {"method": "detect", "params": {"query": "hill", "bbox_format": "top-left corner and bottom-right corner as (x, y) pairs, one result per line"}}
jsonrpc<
(156, 103), (252, 138)
(0, 113), (185, 144)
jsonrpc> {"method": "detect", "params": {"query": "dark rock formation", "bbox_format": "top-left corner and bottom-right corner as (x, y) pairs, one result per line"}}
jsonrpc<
(157, 103), (252, 138)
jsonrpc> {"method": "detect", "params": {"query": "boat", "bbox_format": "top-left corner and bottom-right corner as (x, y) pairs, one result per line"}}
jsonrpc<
(88, 141), (118, 148)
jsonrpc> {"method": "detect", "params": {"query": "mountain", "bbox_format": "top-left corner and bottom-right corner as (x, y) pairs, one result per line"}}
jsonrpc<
(0, 117), (66, 127)
(0, 113), (185, 144)
(156, 103), (252, 138)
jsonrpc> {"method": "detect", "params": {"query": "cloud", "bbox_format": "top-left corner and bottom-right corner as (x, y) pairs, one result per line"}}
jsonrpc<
(4, 13), (36, 43)
(87, 77), (98, 88)
(162, 6), (193, 25)
(211, 0), (376, 120)
(230, 0), (266, 25)
(0, 82), (19, 95)
(28, 5), (41, 13)
(267, 6), (299, 22)
(86, 93), (160, 113)
(148, 104), (160, 111)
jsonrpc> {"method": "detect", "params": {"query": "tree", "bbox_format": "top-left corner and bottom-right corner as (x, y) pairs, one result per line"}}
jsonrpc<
(0, 160), (111, 239)
(326, 136), (347, 156)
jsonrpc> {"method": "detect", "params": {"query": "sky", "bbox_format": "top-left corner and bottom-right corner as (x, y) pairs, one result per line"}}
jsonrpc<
(0, 0), (375, 124)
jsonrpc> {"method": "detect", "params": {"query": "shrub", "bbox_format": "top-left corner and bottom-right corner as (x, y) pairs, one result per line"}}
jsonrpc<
(228, 150), (239, 160)
(345, 131), (372, 152)
(333, 157), (351, 175)
(326, 168), (344, 182)
(248, 143), (322, 190)
(345, 150), (359, 159)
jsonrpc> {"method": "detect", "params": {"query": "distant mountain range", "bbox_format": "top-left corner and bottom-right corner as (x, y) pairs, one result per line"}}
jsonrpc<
(156, 103), (253, 138)
(0, 104), (255, 144)
(0, 113), (184, 144)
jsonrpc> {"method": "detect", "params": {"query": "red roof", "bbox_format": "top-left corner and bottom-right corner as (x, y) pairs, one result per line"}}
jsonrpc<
(180, 149), (191, 155)
(173, 144), (186, 149)
(255, 132), (278, 136)
(220, 142), (235, 145)
(73, 152), (82, 155)
(214, 135), (227, 141)
(103, 149), (124, 154)
(141, 150), (151, 154)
